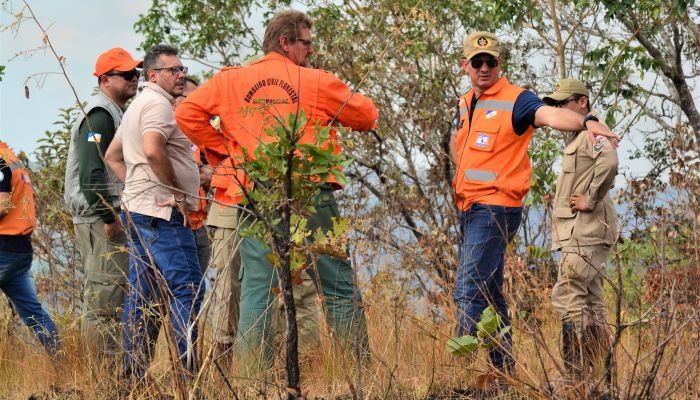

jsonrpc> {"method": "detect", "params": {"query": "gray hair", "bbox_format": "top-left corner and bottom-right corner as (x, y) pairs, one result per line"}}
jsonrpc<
(143, 44), (179, 76)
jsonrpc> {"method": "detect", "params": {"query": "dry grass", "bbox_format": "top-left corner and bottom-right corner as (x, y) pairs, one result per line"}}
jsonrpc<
(1, 258), (700, 400)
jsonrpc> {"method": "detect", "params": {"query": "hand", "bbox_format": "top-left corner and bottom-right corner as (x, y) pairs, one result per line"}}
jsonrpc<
(586, 121), (620, 148)
(157, 193), (192, 228)
(569, 193), (591, 212)
(103, 219), (124, 240)
(199, 165), (213, 191)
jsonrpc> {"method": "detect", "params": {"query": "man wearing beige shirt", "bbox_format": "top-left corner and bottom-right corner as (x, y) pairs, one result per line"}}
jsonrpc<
(105, 44), (203, 383)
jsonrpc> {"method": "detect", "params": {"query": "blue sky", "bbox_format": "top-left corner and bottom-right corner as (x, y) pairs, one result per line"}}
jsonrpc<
(1, 0), (152, 157)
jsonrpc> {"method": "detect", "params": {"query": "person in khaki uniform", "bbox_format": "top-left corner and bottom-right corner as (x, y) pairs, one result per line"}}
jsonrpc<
(543, 79), (619, 380)
(63, 48), (142, 361)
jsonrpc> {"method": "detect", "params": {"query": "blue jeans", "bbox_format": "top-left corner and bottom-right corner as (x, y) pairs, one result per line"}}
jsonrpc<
(0, 250), (60, 356)
(454, 203), (522, 371)
(121, 209), (204, 380)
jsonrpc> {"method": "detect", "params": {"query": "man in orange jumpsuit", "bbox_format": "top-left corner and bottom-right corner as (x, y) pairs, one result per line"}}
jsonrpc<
(176, 10), (378, 369)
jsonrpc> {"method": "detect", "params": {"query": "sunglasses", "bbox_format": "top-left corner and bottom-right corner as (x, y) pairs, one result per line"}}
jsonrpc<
(470, 58), (498, 69)
(104, 69), (140, 81)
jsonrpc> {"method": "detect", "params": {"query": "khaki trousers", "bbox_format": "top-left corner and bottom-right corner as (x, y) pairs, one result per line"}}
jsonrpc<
(75, 221), (129, 358)
(551, 244), (610, 327)
(208, 209), (320, 347)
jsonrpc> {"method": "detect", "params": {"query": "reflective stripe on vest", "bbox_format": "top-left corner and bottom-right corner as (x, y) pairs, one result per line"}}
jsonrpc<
(6, 160), (25, 172)
(465, 169), (498, 182)
(474, 100), (514, 112)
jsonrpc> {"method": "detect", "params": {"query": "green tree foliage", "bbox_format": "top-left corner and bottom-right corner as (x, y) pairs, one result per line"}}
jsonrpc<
(30, 105), (83, 314)
(135, 0), (700, 316)
(446, 307), (511, 355)
(232, 110), (355, 394)
(134, 0), (290, 66)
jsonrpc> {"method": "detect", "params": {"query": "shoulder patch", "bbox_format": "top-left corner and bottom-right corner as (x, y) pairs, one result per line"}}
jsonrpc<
(593, 136), (606, 152)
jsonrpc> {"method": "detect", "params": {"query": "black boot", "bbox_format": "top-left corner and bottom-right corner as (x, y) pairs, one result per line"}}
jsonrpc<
(562, 322), (583, 380)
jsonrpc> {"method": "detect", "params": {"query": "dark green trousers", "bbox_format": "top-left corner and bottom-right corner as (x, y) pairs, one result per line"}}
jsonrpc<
(234, 188), (368, 369)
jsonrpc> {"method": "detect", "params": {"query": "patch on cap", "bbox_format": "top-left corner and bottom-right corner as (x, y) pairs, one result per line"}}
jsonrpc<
(476, 36), (490, 47)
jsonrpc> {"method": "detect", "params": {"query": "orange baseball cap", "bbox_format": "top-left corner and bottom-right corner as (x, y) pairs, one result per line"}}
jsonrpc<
(94, 48), (143, 77)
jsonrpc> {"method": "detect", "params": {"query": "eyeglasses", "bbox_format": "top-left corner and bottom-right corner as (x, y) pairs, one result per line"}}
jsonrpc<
(104, 69), (140, 81)
(152, 66), (188, 75)
(296, 38), (313, 48)
(470, 57), (498, 69)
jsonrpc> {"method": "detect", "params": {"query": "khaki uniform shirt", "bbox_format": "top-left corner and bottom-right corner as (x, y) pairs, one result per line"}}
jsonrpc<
(207, 194), (239, 229)
(118, 82), (199, 221)
(552, 128), (619, 250)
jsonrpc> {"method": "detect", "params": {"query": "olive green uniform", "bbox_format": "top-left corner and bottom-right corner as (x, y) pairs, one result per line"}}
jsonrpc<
(235, 188), (367, 369)
(65, 96), (129, 359)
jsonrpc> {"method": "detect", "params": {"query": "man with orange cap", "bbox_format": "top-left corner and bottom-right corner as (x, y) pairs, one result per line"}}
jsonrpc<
(64, 47), (142, 360)
(1, 141), (61, 357)
(176, 10), (378, 372)
(451, 32), (620, 375)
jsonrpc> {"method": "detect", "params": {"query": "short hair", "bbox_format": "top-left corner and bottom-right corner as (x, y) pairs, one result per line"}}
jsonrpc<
(143, 44), (179, 77)
(262, 10), (313, 54)
(573, 94), (591, 112)
(184, 76), (199, 87)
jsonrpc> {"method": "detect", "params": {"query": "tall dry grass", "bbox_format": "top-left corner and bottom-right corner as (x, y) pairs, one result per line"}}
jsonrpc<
(2, 251), (699, 400)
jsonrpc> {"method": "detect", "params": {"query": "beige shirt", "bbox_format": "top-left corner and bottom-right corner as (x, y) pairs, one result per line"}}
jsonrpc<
(117, 82), (199, 220)
(551, 128), (619, 250)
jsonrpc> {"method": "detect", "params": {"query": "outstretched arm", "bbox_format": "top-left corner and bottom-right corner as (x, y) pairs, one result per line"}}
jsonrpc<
(321, 72), (378, 131)
(535, 106), (620, 147)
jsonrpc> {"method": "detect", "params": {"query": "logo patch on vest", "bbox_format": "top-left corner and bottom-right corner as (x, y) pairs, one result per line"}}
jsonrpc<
(475, 133), (491, 147)
(87, 132), (102, 143)
(21, 173), (31, 183)
(191, 144), (198, 152)
(485, 110), (497, 119)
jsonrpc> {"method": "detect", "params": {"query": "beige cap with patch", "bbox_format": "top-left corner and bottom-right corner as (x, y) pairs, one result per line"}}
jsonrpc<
(463, 32), (500, 60)
(543, 78), (589, 105)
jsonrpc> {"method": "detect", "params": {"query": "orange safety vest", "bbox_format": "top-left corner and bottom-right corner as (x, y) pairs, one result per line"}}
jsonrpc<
(453, 77), (535, 211)
(176, 53), (379, 203)
(188, 144), (209, 230)
(0, 142), (36, 235)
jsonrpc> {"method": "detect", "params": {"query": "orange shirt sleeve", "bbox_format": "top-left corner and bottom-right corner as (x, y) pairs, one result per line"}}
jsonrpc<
(175, 70), (232, 158)
(319, 72), (378, 131)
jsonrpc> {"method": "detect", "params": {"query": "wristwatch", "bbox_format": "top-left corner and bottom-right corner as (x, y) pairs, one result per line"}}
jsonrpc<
(174, 193), (186, 204)
(583, 114), (599, 129)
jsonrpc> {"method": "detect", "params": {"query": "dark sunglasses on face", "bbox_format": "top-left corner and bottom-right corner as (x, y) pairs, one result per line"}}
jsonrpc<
(470, 57), (498, 69)
(104, 69), (141, 81)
